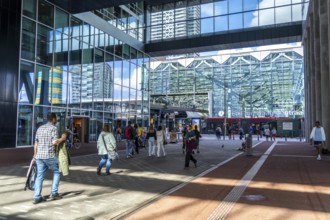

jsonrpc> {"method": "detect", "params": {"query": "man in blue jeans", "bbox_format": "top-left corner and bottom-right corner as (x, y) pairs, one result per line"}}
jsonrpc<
(33, 112), (62, 204)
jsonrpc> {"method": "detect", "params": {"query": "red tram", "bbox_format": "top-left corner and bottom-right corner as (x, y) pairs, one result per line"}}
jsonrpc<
(201, 117), (303, 137)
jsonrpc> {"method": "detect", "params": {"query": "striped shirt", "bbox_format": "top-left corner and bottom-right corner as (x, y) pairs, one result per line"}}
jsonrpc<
(35, 122), (58, 159)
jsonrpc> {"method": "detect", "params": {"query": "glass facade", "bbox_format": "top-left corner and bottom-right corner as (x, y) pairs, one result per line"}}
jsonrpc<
(18, 0), (150, 147)
(149, 46), (304, 119)
(93, 2), (145, 42)
(147, 0), (309, 42)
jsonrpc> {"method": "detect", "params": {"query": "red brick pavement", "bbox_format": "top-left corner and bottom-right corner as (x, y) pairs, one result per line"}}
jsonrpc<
(124, 141), (330, 220)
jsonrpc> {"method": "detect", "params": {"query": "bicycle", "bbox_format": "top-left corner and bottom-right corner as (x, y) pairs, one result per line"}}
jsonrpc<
(73, 136), (81, 149)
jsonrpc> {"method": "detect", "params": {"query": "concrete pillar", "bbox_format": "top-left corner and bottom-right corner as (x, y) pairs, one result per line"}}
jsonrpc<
(303, 32), (310, 140)
(313, 0), (322, 122)
(320, 0), (330, 147)
(309, 14), (316, 129)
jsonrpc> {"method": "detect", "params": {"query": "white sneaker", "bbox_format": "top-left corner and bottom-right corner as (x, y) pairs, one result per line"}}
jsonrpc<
(317, 155), (321, 160)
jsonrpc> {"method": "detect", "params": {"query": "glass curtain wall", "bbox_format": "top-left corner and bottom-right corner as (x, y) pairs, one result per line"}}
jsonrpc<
(147, 0), (309, 42)
(93, 2), (145, 42)
(149, 47), (304, 119)
(18, 0), (150, 147)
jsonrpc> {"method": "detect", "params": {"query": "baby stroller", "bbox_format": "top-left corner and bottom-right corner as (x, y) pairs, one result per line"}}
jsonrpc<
(170, 131), (178, 143)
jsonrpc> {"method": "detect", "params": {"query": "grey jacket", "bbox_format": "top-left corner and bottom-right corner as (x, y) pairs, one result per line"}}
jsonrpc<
(97, 131), (117, 155)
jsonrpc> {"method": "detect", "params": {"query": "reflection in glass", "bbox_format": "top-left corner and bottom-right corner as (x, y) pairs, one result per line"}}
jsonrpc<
(69, 70), (81, 108)
(18, 0), (150, 146)
(201, 17), (214, 34)
(23, 0), (36, 19)
(17, 105), (33, 146)
(123, 87), (129, 99)
(35, 65), (51, 105)
(55, 8), (69, 30)
(259, 0), (274, 9)
(259, 8), (275, 26)
(292, 4), (302, 22)
(49, 66), (67, 106)
(201, 3), (214, 18)
(54, 31), (69, 66)
(275, 6), (291, 24)
(244, 11), (258, 28)
(131, 63), (138, 89)
(123, 60), (130, 87)
(275, 0), (289, 6)
(38, 0), (54, 27)
(19, 61), (35, 104)
(114, 58), (122, 85)
(244, 0), (258, 11)
(229, 0), (243, 13)
(21, 18), (36, 61)
(114, 84), (122, 100)
(215, 16), (228, 32)
(37, 24), (53, 65)
(229, 13), (243, 30)
(214, 0), (228, 16)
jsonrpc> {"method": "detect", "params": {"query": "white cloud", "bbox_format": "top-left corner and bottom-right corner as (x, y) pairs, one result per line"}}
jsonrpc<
(201, 3), (214, 17)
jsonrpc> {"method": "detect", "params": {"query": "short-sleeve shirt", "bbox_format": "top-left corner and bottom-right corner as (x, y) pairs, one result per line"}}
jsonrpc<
(35, 122), (58, 159)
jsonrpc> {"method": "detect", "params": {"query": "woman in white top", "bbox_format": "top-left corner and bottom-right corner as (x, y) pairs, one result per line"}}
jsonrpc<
(156, 125), (166, 157)
(264, 127), (270, 141)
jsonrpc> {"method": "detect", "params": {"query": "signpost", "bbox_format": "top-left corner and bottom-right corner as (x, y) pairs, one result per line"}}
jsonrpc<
(283, 122), (293, 141)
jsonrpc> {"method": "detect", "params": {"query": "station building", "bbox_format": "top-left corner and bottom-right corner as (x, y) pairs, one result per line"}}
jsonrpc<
(0, 0), (323, 150)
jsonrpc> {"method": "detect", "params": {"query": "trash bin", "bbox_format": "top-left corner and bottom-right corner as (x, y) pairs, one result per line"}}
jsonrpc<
(246, 134), (252, 156)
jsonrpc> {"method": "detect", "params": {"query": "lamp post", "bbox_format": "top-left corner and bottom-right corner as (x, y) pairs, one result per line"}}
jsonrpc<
(224, 87), (227, 140)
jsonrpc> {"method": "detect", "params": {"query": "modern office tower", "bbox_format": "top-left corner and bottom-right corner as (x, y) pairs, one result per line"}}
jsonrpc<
(150, 5), (201, 40)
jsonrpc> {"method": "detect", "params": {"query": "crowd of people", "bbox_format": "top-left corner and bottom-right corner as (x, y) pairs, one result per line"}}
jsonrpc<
(31, 112), (327, 206)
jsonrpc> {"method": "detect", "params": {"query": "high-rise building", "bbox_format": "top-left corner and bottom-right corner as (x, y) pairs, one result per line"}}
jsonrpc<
(150, 5), (201, 40)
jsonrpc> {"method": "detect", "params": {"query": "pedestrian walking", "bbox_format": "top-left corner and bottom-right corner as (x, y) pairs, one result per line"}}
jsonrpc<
(310, 121), (326, 160)
(271, 128), (277, 141)
(97, 125), (117, 175)
(146, 125), (157, 156)
(124, 121), (134, 158)
(215, 125), (222, 141)
(156, 125), (166, 157)
(32, 112), (61, 204)
(194, 125), (202, 153)
(116, 126), (122, 142)
(184, 125), (197, 169)
(265, 126), (270, 141)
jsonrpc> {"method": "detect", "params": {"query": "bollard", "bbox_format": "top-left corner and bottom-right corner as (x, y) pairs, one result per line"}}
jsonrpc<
(285, 134), (287, 142)
(246, 134), (252, 156)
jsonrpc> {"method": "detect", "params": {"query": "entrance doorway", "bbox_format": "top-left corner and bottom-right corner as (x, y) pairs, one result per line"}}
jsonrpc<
(72, 117), (88, 144)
